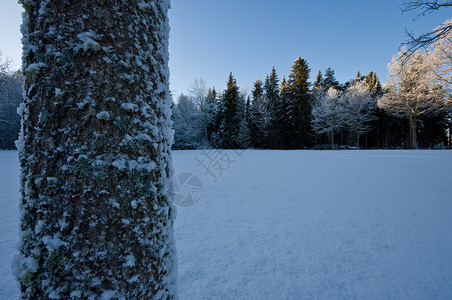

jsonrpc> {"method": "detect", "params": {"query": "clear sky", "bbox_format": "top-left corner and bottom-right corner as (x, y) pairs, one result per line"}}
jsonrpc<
(1, 1), (450, 97)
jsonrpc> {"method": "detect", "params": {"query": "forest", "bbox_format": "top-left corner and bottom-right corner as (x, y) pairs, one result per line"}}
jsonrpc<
(1, 20), (452, 151)
(172, 22), (452, 151)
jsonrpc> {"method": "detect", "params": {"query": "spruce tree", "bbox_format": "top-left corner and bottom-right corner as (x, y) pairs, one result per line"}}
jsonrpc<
(324, 67), (340, 90)
(249, 79), (265, 148)
(364, 71), (382, 97)
(264, 67), (280, 148)
(220, 73), (241, 148)
(204, 87), (219, 147)
(356, 71), (363, 80)
(287, 57), (312, 148)
(16, 1), (177, 298)
(313, 70), (324, 90)
(279, 76), (292, 149)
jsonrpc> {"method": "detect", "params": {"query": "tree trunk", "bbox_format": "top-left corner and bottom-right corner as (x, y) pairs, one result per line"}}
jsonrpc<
(356, 132), (360, 149)
(409, 113), (417, 149)
(16, 1), (177, 298)
(331, 131), (334, 150)
(449, 123), (451, 148)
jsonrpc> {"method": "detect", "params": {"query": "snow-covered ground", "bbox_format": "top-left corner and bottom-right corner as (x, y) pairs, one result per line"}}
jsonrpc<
(1, 150), (452, 299)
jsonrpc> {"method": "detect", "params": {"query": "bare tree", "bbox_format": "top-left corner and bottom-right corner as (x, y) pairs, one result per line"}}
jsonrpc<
(15, 0), (177, 298)
(379, 49), (448, 148)
(188, 77), (207, 111)
(342, 81), (377, 148)
(402, 1), (452, 52)
(428, 19), (452, 95)
(311, 88), (344, 149)
(0, 50), (12, 80)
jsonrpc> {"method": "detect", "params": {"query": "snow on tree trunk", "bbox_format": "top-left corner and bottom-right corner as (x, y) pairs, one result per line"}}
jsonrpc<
(15, 1), (177, 298)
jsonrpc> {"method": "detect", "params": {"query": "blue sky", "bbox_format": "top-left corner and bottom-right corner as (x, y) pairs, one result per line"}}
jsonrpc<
(1, 1), (450, 97)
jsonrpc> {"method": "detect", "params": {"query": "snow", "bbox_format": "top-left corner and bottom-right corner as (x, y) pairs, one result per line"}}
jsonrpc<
(1, 150), (452, 298)
(0, 151), (20, 299)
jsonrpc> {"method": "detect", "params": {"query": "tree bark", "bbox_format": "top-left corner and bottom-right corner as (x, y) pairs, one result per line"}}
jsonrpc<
(16, 1), (177, 298)
(357, 132), (360, 149)
(409, 113), (418, 149)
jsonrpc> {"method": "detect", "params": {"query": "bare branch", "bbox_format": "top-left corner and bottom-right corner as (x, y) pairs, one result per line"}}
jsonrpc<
(403, 1), (452, 18)
(400, 1), (452, 61)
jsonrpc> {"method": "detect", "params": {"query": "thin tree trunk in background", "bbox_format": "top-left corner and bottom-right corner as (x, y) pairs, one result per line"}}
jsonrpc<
(16, 1), (177, 298)
(409, 114), (417, 149)
(331, 131), (334, 150)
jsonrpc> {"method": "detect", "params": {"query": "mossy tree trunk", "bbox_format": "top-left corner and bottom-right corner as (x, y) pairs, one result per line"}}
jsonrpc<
(16, 0), (177, 298)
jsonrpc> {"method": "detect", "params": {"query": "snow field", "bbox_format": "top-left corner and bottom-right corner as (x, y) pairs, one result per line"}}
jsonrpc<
(173, 150), (452, 299)
(1, 150), (452, 299)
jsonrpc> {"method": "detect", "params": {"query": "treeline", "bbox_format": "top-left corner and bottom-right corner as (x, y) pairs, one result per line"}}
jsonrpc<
(0, 53), (23, 149)
(172, 57), (451, 150)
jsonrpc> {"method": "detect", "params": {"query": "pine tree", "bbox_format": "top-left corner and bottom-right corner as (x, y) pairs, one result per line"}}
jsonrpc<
(364, 71), (382, 97)
(204, 87), (219, 147)
(16, 1), (177, 298)
(313, 70), (324, 90)
(249, 79), (266, 148)
(356, 71), (363, 81)
(264, 67), (280, 148)
(287, 57), (312, 148)
(324, 67), (340, 90)
(279, 76), (292, 149)
(220, 73), (241, 148)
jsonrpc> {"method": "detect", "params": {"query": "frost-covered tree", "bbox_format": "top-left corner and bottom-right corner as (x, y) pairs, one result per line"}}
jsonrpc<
(342, 81), (377, 148)
(429, 19), (452, 98)
(0, 50), (12, 80)
(173, 94), (204, 149)
(188, 77), (208, 111)
(0, 70), (23, 150)
(311, 87), (344, 149)
(15, 1), (177, 298)
(379, 48), (448, 148)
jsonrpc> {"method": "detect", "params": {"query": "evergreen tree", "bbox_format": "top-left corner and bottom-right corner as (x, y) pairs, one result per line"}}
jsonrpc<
(236, 93), (251, 148)
(356, 71), (362, 80)
(16, 1), (177, 298)
(279, 76), (292, 149)
(364, 71), (383, 97)
(220, 73), (241, 148)
(324, 67), (340, 90)
(249, 79), (267, 148)
(264, 67), (280, 148)
(287, 57), (312, 148)
(313, 70), (324, 90)
(204, 87), (220, 147)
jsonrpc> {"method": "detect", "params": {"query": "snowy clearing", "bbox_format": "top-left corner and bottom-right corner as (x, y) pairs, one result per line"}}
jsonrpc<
(1, 150), (452, 299)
